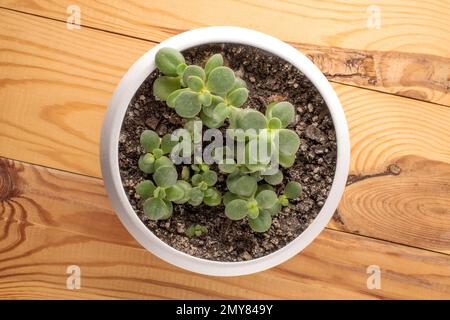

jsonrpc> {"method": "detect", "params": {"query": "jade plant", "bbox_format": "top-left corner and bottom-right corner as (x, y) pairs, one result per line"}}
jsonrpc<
(185, 224), (208, 238)
(133, 47), (305, 233)
(153, 48), (249, 128)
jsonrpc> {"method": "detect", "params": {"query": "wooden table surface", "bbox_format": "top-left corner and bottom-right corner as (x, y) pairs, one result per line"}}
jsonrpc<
(0, 0), (449, 299)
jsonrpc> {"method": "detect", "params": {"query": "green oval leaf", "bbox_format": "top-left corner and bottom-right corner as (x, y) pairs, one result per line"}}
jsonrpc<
(187, 76), (204, 92)
(226, 173), (257, 198)
(173, 180), (192, 204)
(225, 199), (248, 220)
(255, 190), (278, 209)
(278, 129), (300, 156)
(202, 170), (217, 186)
(153, 155), (174, 171)
(153, 76), (181, 101)
(268, 117), (282, 130)
(140, 130), (160, 153)
(231, 77), (247, 91)
(199, 91), (212, 106)
(227, 87), (248, 108)
(237, 109), (267, 131)
(174, 91), (202, 118)
(161, 134), (178, 155)
(205, 53), (223, 75)
(206, 66), (235, 95)
(267, 101), (295, 128)
(143, 197), (170, 220)
(189, 187), (204, 206)
(166, 88), (189, 108)
(138, 155), (155, 174)
(203, 187), (222, 206)
(155, 48), (185, 76)
(153, 166), (178, 188)
(182, 65), (205, 85)
(263, 170), (283, 185)
(284, 181), (302, 199)
(248, 210), (272, 232)
(135, 180), (156, 200)
(165, 183), (185, 202)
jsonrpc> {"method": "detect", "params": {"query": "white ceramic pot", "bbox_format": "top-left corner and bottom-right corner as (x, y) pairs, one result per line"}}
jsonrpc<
(100, 26), (350, 276)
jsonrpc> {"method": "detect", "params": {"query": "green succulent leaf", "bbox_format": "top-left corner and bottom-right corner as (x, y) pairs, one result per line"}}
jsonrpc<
(153, 76), (181, 101)
(231, 77), (247, 91)
(278, 129), (300, 156)
(200, 112), (224, 129)
(204, 53), (224, 75)
(203, 187), (222, 206)
(153, 165), (178, 188)
(255, 184), (275, 196)
(182, 65), (205, 84)
(199, 91), (212, 106)
(189, 187), (204, 206)
(160, 134), (178, 155)
(166, 88), (189, 108)
(140, 130), (160, 153)
(223, 191), (240, 206)
(212, 102), (230, 122)
(165, 183), (185, 202)
(227, 88), (248, 108)
(284, 181), (302, 199)
(266, 101), (295, 128)
(187, 76), (204, 92)
(174, 91), (202, 118)
(226, 173), (257, 198)
(138, 154), (155, 174)
(218, 162), (238, 174)
(153, 155), (174, 171)
(173, 180), (192, 204)
(279, 152), (296, 168)
(225, 199), (248, 220)
(176, 63), (187, 76)
(263, 169), (283, 185)
(237, 109), (267, 131)
(206, 66), (235, 95)
(268, 117), (282, 130)
(248, 210), (272, 233)
(255, 190), (278, 209)
(191, 173), (203, 186)
(143, 197), (172, 220)
(186, 224), (208, 237)
(155, 48), (185, 76)
(135, 180), (156, 200)
(202, 170), (218, 186)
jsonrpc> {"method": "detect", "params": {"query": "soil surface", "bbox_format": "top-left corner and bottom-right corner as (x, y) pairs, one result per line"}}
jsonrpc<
(118, 43), (337, 262)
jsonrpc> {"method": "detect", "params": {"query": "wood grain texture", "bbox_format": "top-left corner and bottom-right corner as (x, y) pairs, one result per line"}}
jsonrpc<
(1, 157), (450, 299)
(2, 0), (450, 106)
(0, 9), (449, 255)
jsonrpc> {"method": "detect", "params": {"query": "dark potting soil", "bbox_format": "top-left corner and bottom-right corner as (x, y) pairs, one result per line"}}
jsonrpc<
(118, 43), (337, 262)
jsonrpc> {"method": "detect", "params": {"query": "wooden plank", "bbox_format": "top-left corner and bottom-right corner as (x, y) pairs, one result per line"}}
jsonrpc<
(0, 10), (449, 254)
(1, 157), (450, 299)
(2, 1), (450, 106)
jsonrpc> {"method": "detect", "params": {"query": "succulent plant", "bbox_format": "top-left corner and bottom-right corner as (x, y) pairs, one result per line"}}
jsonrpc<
(134, 50), (307, 234)
(185, 224), (208, 237)
(189, 164), (222, 207)
(230, 101), (300, 170)
(223, 177), (302, 232)
(153, 48), (249, 127)
(138, 130), (177, 174)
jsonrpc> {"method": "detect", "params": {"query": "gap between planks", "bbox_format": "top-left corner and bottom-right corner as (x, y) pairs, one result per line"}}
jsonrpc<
(0, 9), (449, 255)
(1, 2), (449, 107)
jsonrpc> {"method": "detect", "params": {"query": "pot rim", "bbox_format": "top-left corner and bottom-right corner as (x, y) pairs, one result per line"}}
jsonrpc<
(100, 26), (350, 276)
